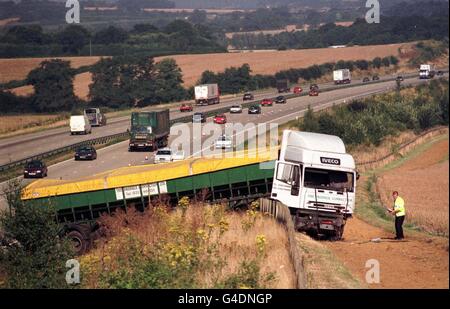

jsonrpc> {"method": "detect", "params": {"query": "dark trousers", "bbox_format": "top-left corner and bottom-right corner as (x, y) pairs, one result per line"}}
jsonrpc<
(395, 215), (405, 239)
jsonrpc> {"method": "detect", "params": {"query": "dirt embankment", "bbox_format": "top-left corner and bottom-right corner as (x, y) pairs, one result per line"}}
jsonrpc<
(323, 135), (449, 288)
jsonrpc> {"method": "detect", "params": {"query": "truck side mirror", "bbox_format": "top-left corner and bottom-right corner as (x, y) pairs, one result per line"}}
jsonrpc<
(356, 172), (360, 180)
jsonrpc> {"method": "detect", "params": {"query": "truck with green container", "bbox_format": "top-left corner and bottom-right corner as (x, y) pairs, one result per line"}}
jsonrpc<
(128, 110), (170, 151)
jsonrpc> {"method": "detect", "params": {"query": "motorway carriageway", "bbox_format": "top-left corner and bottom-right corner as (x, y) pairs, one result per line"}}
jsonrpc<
(0, 74), (444, 211)
(0, 74), (401, 166)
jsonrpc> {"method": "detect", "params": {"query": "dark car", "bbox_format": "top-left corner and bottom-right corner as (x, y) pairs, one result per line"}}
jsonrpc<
(75, 146), (97, 161)
(192, 112), (206, 123)
(309, 84), (319, 91)
(309, 89), (319, 96)
(362, 77), (370, 83)
(275, 96), (287, 104)
(372, 75), (380, 81)
(396, 75), (404, 82)
(24, 160), (47, 178)
(437, 70), (444, 76)
(243, 93), (254, 101)
(248, 105), (261, 114)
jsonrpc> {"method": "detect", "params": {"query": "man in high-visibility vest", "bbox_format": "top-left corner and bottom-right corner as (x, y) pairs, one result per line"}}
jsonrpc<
(387, 191), (406, 240)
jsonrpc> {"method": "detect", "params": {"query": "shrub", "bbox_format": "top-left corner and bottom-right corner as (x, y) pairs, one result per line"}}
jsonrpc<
(80, 203), (277, 289)
(0, 180), (73, 288)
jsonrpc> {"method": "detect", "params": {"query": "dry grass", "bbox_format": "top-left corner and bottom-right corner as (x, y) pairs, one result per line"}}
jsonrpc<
(377, 137), (449, 236)
(0, 56), (102, 84)
(0, 114), (68, 135)
(156, 42), (413, 86)
(295, 233), (363, 288)
(351, 131), (419, 164)
(80, 201), (296, 288)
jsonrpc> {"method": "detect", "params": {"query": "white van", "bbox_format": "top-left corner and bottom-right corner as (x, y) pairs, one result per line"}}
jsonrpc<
(70, 115), (92, 135)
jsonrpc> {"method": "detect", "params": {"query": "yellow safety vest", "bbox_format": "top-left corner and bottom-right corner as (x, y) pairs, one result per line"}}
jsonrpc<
(394, 196), (406, 217)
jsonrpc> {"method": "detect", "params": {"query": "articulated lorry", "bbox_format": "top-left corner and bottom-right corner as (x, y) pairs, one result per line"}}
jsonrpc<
(128, 110), (170, 151)
(21, 130), (357, 254)
(333, 69), (351, 84)
(194, 84), (220, 106)
(276, 79), (291, 93)
(84, 108), (107, 127)
(419, 64), (436, 79)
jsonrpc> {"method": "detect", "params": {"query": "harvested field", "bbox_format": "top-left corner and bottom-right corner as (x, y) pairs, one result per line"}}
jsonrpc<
(8, 71), (93, 100)
(73, 72), (93, 100)
(142, 8), (255, 14)
(0, 56), (102, 84)
(377, 137), (449, 236)
(156, 43), (414, 86)
(0, 114), (67, 135)
(0, 17), (19, 26)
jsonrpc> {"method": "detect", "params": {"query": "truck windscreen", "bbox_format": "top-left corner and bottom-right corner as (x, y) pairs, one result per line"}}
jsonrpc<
(304, 168), (354, 192)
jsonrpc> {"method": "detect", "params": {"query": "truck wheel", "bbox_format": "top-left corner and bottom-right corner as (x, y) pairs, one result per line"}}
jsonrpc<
(330, 226), (344, 241)
(67, 230), (90, 255)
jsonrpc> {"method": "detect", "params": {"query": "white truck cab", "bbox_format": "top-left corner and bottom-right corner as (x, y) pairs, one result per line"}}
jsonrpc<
(271, 130), (357, 239)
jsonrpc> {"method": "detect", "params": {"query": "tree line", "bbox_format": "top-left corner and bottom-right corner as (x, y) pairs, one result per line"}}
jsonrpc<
(1, 54), (401, 113)
(300, 79), (449, 147)
(198, 56), (399, 94)
(0, 56), (187, 113)
(228, 14), (449, 50)
(0, 20), (224, 58)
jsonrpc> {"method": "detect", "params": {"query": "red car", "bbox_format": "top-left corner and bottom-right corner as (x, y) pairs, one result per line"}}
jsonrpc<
(260, 98), (273, 106)
(293, 86), (303, 94)
(180, 103), (193, 112)
(213, 114), (227, 124)
(309, 90), (319, 96)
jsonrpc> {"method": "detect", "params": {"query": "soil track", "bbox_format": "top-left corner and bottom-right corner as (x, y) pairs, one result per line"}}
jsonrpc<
(325, 136), (449, 289)
(327, 217), (448, 288)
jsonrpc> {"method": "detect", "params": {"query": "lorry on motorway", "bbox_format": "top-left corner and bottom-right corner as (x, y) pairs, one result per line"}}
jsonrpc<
(70, 115), (92, 135)
(21, 130), (356, 254)
(271, 130), (357, 240)
(194, 84), (220, 106)
(419, 64), (436, 79)
(84, 108), (106, 127)
(333, 69), (351, 84)
(276, 79), (290, 93)
(128, 110), (170, 152)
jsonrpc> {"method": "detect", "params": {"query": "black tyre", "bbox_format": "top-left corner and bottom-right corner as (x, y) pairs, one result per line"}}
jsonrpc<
(330, 226), (344, 241)
(67, 230), (90, 255)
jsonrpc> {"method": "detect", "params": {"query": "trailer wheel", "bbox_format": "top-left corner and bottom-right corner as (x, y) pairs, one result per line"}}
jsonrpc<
(67, 230), (90, 255)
